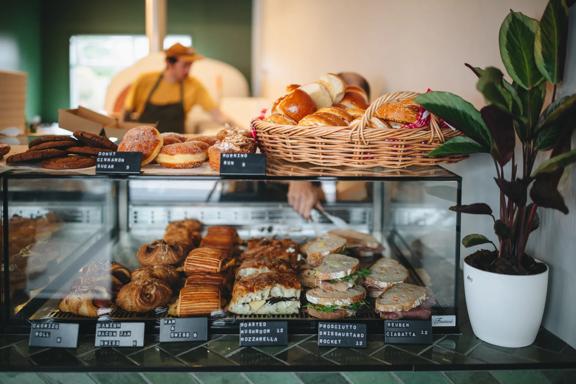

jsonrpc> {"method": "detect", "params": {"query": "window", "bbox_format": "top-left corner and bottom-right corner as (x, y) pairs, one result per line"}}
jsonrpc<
(69, 35), (192, 112)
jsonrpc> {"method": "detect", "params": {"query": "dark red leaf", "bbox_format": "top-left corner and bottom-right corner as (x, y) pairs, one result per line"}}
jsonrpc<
(530, 172), (569, 214)
(449, 203), (493, 215)
(494, 177), (528, 206)
(481, 105), (515, 166)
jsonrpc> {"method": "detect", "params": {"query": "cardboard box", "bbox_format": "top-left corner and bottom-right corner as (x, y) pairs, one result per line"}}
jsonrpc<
(0, 70), (26, 134)
(58, 106), (153, 139)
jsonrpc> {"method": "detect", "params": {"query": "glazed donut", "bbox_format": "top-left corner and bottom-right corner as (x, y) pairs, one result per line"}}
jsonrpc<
(137, 239), (185, 266)
(191, 135), (218, 146)
(116, 278), (173, 313)
(118, 125), (163, 165)
(132, 265), (180, 288)
(161, 132), (187, 145)
(156, 141), (208, 169)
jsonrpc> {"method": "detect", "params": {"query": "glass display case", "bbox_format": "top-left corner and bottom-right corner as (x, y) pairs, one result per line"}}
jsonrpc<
(1, 165), (461, 335)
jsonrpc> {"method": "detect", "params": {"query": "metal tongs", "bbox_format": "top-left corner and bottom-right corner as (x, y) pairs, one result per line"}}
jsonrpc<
(312, 205), (349, 229)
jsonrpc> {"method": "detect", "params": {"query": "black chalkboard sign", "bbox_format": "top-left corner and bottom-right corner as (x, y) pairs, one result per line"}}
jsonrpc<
(317, 322), (367, 348)
(29, 322), (79, 348)
(159, 318), (208, 342)
(95, 152), (142, 175)
(94, 322), (145, 347)
(220, 153), (266, 176)
(239, 321), (287, 346)
(384, 319), (433, 344)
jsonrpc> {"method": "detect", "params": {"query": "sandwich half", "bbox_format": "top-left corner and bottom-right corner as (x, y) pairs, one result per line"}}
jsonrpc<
(227, 272), (301, 315)
(364, 258), (409, 297)
(375, 283), (431, 320)
(306, 285), (366, 320)
(314, 254), (370, 292)
(302, 234), (347, 266)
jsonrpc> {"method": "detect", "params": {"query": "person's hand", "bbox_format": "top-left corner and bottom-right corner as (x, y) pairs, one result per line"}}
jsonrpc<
(287, 181), (322, 220)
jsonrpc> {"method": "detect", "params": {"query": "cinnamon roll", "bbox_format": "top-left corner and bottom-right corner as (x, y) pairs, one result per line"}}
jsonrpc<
(137, 240), (185, 266)
(132, 265), (180, 288)
(116, 278), (173, 313)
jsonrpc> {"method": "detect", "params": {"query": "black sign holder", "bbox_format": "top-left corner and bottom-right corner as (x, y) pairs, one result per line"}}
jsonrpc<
(94, 322), (145, 348)
(384, 319), (433, 344)
(159, 318), (208, 342)
(219, 153), (266, 176)
(29, 321), (79, 348)
(239, 320), (288, 346)
(95, 151), (142, 175)
(317, 321), (367, 348)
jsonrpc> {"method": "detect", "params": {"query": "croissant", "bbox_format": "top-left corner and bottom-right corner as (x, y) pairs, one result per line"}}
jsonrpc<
(132, 265), (181, 288)
(116, 278), (173, 313)
(58, 286), (112, 318)
(137, 239), (185, 266)
(163, 230), (196, 253)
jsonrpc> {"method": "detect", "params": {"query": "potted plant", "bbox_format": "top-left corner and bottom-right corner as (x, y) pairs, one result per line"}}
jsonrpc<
(415, 0), (576, 348)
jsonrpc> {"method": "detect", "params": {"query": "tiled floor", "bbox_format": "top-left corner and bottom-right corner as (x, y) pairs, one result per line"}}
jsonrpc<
(0, 370), (574, 384)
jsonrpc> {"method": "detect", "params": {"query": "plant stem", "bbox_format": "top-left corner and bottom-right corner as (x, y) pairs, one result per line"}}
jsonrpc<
(552, 84), (558, 103)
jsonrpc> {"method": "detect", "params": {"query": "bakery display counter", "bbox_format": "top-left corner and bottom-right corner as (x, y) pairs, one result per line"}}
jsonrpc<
(1, 168), (461, 353)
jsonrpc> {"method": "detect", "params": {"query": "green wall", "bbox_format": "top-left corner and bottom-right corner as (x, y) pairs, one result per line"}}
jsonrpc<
(39, 0), (252, 122)
(0, 0), (42, 121)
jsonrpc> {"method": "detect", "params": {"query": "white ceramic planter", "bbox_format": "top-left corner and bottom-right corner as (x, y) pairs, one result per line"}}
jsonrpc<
(463, 257), (548, 348)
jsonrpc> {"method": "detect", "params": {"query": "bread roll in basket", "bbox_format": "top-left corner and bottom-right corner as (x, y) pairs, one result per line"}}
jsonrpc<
(252, 91), (463, 169)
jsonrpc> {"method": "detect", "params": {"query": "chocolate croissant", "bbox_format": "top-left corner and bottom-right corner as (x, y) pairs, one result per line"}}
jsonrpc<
(132, 265), (180, 288)
(137, 240), (185, 266)
(116, 278), (173, 313)
(58, 286), (112, 318)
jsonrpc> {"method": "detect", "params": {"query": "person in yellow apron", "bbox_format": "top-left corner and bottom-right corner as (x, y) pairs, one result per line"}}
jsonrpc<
(123, 43), (230, 133)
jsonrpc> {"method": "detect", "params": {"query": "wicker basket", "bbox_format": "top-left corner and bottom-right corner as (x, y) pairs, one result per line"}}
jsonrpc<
(252, 91), (463, 169)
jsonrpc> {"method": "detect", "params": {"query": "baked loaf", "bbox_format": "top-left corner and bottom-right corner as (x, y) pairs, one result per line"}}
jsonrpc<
(131, 265), (180, 288)
(156, 141), (208, 169)
(266, 113), (297, 125)
(184, 272), (229, 287)
(137, 240), (185, 266)
(272, 88), (317, 122)
(116, 278), (173, 313)
(174, 285), (222, 316)
(200, 226), (239, 251)
(117, 125), (163, 165)
(374, 98), (421, 124)
(228, 272), (301, 315)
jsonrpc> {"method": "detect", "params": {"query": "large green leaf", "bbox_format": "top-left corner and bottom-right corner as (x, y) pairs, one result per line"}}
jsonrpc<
(514, 82), (546, 139)
(538, 94), (576, 130)
(534, 0), (569, 84)
(499, 11), (544, 90)
(462, 234), (494, 248)
(415, 92), (491, 147)
(533, 149), (576, 176)
(477, 67), (513, 112)
(428, 136), (487, 157)
(536, 118), (576, 150)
